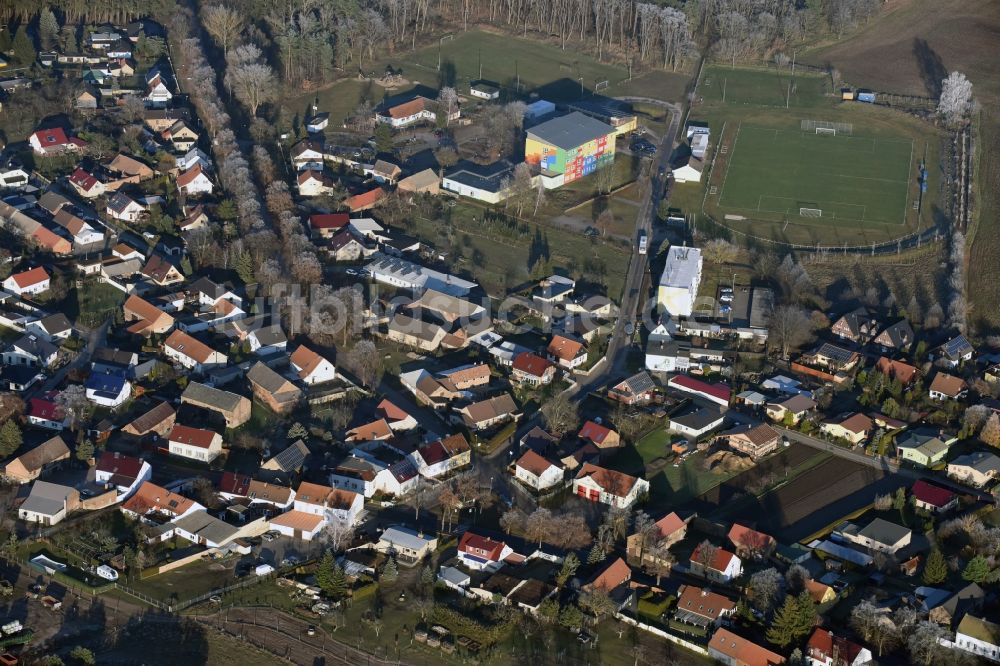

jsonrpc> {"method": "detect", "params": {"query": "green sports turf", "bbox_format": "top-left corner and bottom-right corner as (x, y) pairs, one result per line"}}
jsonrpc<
(701, 65), (831, 108)
(717, 125), (913, 225)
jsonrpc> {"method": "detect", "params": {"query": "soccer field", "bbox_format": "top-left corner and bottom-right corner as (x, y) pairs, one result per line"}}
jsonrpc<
(716, 125), (913, 226)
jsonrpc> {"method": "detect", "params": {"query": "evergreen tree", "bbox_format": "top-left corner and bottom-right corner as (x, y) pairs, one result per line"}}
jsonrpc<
(315, 550), (335, 593)
(381, 556), (398, 582)
(11, 27), (34, 65)
(980, 413), (1000, 447)
(235, 250), (255, 284)
(420, 565), (434, 587)
(922, 548), (948, 585)
(556, 552), (580, 585)
(0, 420), (22, 457)
(287, 422), (308, 440)
(586, 543), (606, 565)
(75, 439), (94, 463)
(962, 555), (991, 583)
(892, 487), (907, 511)
(38, 8), (59, 51)
(329, 564), (349, 599)
(374, 123), (393, 153)
(767, 591), (815, 647)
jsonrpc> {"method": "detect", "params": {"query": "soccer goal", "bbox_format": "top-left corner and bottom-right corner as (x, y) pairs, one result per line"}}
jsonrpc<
(595, 80), (609, 91)
(799, 207), (823, 218)
(801, 119), (853, 135)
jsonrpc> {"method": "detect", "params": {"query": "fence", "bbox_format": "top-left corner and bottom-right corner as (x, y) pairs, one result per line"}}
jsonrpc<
(614, 612), (709, 656)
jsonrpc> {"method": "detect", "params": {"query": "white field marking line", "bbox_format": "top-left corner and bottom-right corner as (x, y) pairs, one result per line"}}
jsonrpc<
(717, 120), (741, 206)
(904, 138), (914, 226)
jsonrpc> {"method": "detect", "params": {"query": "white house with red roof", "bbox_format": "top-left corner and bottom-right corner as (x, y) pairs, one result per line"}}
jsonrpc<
(806, 627), (872, 666)
(376, 399), (418, 431)
(176, 163), (213, 195)
(573, 463), (649, 508)
(293, 481), (364, 529)
(68, 167), (107, 198)
(95, 451), (151, 500)
(578, 420), (622, 453)
(547, 334), (587, 369)
(511, 352), (556, 385)
(514, 449), (564, 491)
(727, 523), (777, 559)
(308, 213), (350, 238)
(668, 374), (731, 407)
(26, 396), (67, 431)
(289, 345), (337, 385)
(689, 544), (743, 582)
(3, 266), (50, 296)
(457, 531), (518, 572)
(911, 480), (958, 513)
(29, 127), (85, 156)
(411, 433), (472, 479)
(167, 424), (223, 463)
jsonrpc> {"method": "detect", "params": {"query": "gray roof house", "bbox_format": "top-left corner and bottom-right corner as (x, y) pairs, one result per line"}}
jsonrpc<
(18, 481), (79, 525)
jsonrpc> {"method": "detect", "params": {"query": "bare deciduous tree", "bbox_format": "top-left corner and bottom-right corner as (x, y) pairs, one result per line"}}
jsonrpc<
(937, 71), (973, 126)
(768, 304), (814, 359)
(202, 5), (245, 56)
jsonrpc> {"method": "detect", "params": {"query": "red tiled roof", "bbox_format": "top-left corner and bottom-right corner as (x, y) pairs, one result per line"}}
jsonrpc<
(709, 628), (785, 666)
(727, 523), (775, 552)
(807, 628), (865, 665)
(547, 335), (584, 361)
(309, 213), (349, 230)
(911, 480), (956, 508)
(691, 544), (738, 573)
(458, 532), (505, 562)
(219, 471), (250, 495)
(578, 420), (614, 445)
(668, 375), (731, 403)
(387, 98), (425, 119)
(516, 449), (557, 477)
(575, 463), (639, 497)
(588, 557), (631, 593)
(9, 266), (50, 289)
(176, 163), (206, 187)
(512, 352), (553, 377)
(28, 398), (61, 421)
(376, 399), (410, 423)
(654, 512), (686, 538)
(167, 424), (218, 449)
(69, 167), (100, 191)
(96, 451), (143, 479)
(32, 127), (69, 147)
(346, 187), (385, 211)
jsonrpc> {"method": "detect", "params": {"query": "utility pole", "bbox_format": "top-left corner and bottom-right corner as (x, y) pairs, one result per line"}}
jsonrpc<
(722, 78), (727, 103)
(786, 81), (791, 108)
(515, 60), (519, 91)
(478, 47), (482, 80)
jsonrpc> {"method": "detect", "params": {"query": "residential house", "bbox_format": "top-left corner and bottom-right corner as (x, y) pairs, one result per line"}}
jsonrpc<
(371, 159), (401, 184)
(911, 480), (958, 513)
(607, 371), (656, 405)
(929, 583), (985, 627)
(247, 362), (302, 414)
(164, 330), (227, 372)
(386, 312), (448, 351)
(3, 266), (50, 296)
(268, 510), (326, 541)
(437, 363), (491, 390)
(875, 356), (918, 385)
(180, 382), (251, 428)
(834, 517), (911, 554)
(106, 192), (144, 222)
(728, 524), (777, 560)
(4, 436), (71, 484)
(511, 352), (556, 385)
(122, 294), (175, 335)
(513, 449), (563, 491)
(929, 373), (967, 400)
(106, 153), (154, 181)
(289, 345), (337, 385)
(873, 319), (914, 352)
(3, 334), (59, 368)
(376, 399), (418, 431)
(141, 254), (184, 287)
(0, 366), (44, 392)
(95, 451), (151, 499)
(161, 120), (198, 151)
(690, 544), (743, 582)
(176, 163), (213, 195)
(947, 451), (1000, 488)
(327, 230), (369, 261)
(329, 456), (418, 498)
(121, 481), (203, 521)
(53, 208), (104, 246)
(584, 557), (634, 608)
(26, 313), (73, 342)
(722, 424), (781, 460)
(259, 440), (310, 484)
(290, 140), (324, 171)
(804, 342), (860, 371)
(294, 482), (364, 528)
(375, 526), (438, 566)
(69, 166), (105, 197)
(573, 463), (649, 508)
(397, 169), (440, 195)
(805, 579), (837, 604)
(895, 430), (953, 467)
(174, 148), (210, 172)
(218, 473), (294, 510)
(345, 419), (393, 445)
(952, 615), (1000, 664)
(412, 433), (472, 479)
(457, 532), (517, 572)
(167, 424), (223, 463)
(578, 420), (623, 454)
(457, 394), (518, 431)
(375, 97), (439, 128)
(766, 394), (817, 424)
(144, 72), (172, 107)
(668, 375), (731, 407)
(709, 628), (785, 666)
(308, 213), (349, 238)
(674, 585), (736, 629)
(84, 371), (131, 408)
(246, 325), (287, 356)
(29, 127), (85, 156)
(297, 169), (335, 196)
(627, 511), (687, 569)
(0, 159), (30, 189)
(26, 397), (67, 431)
(167, 510), (239, 548)
(831, 307), (879, 343)
(547, 334), (588, 370)
(806, 628), (873, 666)
(820, 413), (874, 445)
(670, 154), (703, 183)
(670, 407), (725, 439)
(933, 334), (975, 368)
(18, 481), (79, 526)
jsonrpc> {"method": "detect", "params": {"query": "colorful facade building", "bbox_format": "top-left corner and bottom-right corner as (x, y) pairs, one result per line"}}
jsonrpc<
(525, 112), (617, 189)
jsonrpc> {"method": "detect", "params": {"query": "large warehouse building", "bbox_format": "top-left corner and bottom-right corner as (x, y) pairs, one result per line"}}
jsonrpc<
(657, 246), (703, 317)
(525, 112), (616, 189)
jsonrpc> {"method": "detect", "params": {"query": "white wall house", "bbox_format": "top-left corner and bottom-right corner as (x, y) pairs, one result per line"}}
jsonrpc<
(657, 246), (702, 317)
(513, 450), (564, 491)
(167, 425), (223, 463)
(3, 267), (50, 296)
(290, 345), (337, 385)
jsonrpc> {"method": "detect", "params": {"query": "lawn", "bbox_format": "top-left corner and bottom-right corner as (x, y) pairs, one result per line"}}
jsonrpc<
(130, 556), (237, 604)
(608, 431), (733, 504)
(280, 77), (387, 133)
(374, 30), (632, 101)
(700, 65), (832, 108)
(717, 125), (912, 225)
